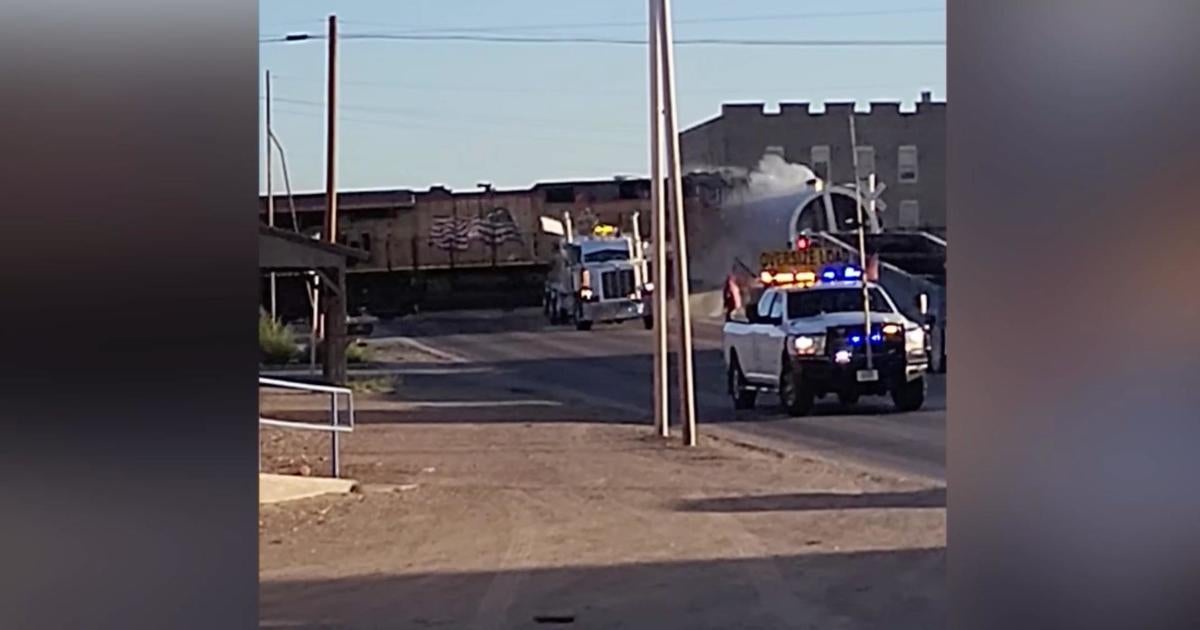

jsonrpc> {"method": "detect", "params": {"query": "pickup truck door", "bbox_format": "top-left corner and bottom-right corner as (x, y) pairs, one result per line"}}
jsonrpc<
(758, 291), (789, 379)
(745, 290), (778, 380)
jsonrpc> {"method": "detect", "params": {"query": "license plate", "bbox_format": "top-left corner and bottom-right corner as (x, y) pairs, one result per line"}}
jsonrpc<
(856, 369), (879, 383)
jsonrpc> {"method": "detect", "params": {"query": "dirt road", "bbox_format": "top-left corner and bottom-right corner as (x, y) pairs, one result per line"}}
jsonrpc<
(260, 415), (944, 629)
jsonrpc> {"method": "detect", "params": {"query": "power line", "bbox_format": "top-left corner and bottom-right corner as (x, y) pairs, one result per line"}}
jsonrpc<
(260, 32), (936, 47)
(267, 105), (645, 147)
(266, 73), (945, 96)
(333, 7), (944, 35)
(264, 95), (644, 132)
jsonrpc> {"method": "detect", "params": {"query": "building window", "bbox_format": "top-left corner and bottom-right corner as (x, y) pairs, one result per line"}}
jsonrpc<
(898, 145), (919, 183)
(899, 200), (921, 228)
(854, 146), (876, 180)
(810, 145), (831, 181)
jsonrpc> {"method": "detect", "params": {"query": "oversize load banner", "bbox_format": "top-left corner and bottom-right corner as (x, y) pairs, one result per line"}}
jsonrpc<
(759, 247), (848, 269)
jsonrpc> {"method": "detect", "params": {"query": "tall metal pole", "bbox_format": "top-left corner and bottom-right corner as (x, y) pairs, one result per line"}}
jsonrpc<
(648, 0), (669, 438)
(265, 69), (277, 319)
(658, 0), (698, 446)
(848, 113), (874, 371)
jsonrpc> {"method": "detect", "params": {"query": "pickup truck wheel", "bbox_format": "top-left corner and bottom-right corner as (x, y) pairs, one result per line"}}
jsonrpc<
(779, 363), (815, 417)
(891, 376), (926, 412)
(727, 359), (757, 410)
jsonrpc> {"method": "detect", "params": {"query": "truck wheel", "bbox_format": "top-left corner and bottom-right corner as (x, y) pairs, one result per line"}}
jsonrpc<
(779, 363), (815, 417)
(642, 315), (654, 330)
(891, 376), (926, 412)
(574, 305), (592, 331)
(727, 357), (757, 410)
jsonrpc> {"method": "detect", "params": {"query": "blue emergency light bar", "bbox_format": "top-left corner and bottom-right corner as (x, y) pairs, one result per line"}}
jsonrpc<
(819, 263), (864, 283)
(849, 333), (885, 345)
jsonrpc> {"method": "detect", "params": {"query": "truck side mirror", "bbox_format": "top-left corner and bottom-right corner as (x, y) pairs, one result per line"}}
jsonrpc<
(916, 292), (930, 316)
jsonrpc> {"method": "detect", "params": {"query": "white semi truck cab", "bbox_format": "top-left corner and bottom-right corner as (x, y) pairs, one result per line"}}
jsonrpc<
(542, 216), (654, 331)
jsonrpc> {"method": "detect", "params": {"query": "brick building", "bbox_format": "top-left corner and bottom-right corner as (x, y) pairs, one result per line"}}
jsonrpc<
(680, 91), (946, 231)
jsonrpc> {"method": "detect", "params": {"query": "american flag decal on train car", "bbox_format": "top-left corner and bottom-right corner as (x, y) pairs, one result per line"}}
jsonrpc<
(428, 216), (473, 251)
(428, 209), (523, 252)
(470, 208), (523, 246)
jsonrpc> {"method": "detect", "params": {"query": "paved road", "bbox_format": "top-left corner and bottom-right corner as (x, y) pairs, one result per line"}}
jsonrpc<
(372, 308), (945, 481)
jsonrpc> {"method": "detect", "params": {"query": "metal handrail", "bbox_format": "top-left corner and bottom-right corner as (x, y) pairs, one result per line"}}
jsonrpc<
(259, 377), (352, 396)
(258, 376), (355, 478)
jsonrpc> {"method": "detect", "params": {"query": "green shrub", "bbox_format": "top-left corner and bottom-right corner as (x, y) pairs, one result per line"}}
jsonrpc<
(259, 313), (300, 364)
(346, 342), (374, 365)
(312, 338), (374, 365)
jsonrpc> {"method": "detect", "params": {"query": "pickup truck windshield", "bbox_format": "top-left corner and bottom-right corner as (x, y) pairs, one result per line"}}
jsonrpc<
(786, 287), (893, 318)
(583, 248), (630, 263)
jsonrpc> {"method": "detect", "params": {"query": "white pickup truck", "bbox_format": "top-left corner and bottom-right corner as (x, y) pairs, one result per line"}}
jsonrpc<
(722, 280), (931, 416)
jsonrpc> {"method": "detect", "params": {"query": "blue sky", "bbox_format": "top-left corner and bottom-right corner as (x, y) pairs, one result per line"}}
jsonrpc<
(259, 0), (945, 193)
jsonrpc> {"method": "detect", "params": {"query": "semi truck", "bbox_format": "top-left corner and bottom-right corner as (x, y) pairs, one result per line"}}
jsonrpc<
(541, 212), (654, 331)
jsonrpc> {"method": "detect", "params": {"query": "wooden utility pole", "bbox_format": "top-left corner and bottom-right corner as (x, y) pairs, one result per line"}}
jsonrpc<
(324, 15), (339, 242)
(322, 14), (346, 385)
(658, 0), (698, 446)
(648, 0), (669, 438)
(265, 69), (277, 319)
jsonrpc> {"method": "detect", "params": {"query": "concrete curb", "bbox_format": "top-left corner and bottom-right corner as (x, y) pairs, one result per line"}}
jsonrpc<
(392, 337), (469, 364)
(259, 473), (359, 505)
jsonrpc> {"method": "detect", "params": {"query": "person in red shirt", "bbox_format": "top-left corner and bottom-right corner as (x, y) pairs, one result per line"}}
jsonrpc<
(723, 272), (742, 321)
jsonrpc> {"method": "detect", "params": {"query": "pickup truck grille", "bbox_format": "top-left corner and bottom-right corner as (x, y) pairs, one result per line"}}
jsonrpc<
(826, 324), (903, 356)
(600, 269), (636, 301)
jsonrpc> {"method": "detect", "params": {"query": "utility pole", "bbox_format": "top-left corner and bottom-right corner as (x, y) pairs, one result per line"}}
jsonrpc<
(265, 69), (277, 319)
(322, 13), (346, 385)
(647, 0), (669, 439)
(324, 15), (339, 243)
(658, 0), (698, 446)
(848, 113), (874, 373)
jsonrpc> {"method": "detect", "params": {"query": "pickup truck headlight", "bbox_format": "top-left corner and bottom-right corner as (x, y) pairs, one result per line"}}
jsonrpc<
(788, 334), (825, 356)
(643, 282), (655, 293)
(905, 326), (927, 354)
(579, 287), (595, 301)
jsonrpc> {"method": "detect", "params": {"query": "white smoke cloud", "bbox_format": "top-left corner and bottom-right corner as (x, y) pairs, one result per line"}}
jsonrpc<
(745, 154), (817, 201)
(686, 153), (821, 290)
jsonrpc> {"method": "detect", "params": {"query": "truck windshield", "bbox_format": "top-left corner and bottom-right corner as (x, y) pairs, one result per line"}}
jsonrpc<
(583, 248), (630, 263)
(787, 287), (894, 318)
